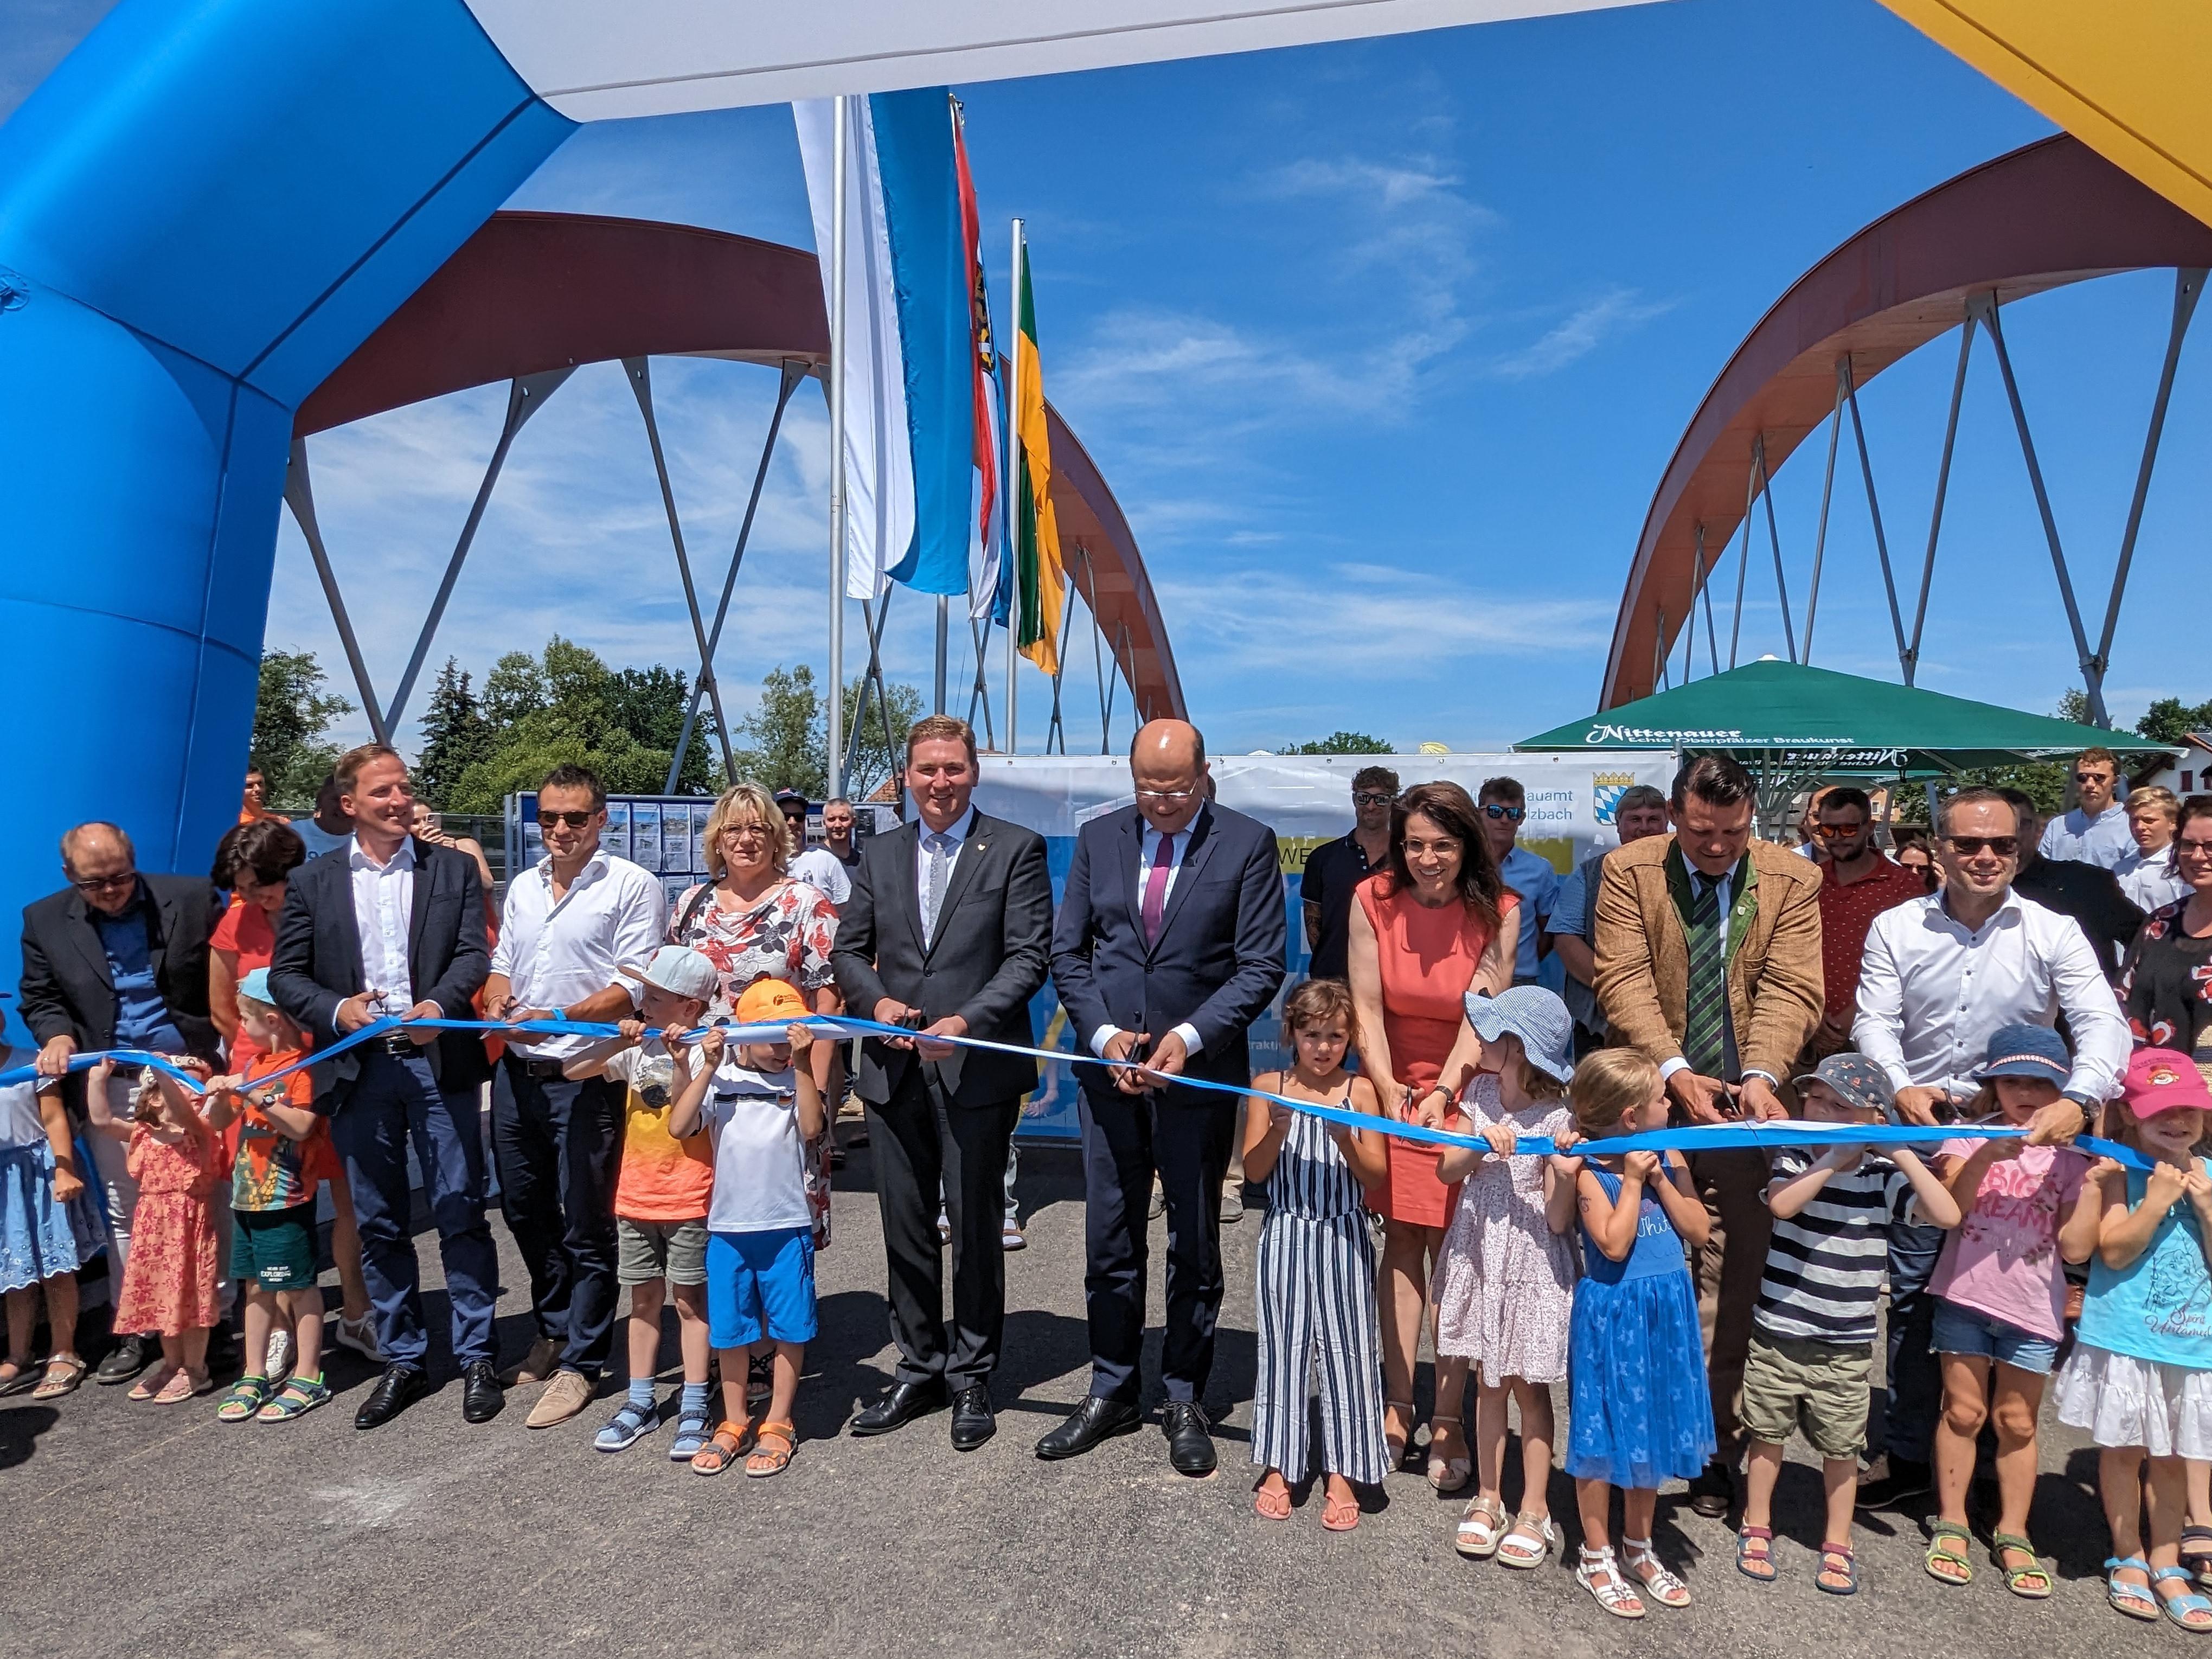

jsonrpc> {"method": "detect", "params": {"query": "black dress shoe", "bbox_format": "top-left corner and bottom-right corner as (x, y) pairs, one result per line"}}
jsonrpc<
(950, 1385), (996, 1451)
(852, 1376), (949, 1437)
(1162, 1400), (1216, 1477)
(1688, 1458), (1734, 1519)
(1035, 1395), (1141, 1461)
(461, 1358), (504, 1424)
(94, 1333), (151, 1385)
(355, 1363), (431, 1430)
(1855, 1456), (1934, 1511)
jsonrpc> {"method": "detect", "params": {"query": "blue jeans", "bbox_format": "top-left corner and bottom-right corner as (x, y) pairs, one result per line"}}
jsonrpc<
(329, 1047), (498, 1369)
(1883, 1222), (1946, 1464)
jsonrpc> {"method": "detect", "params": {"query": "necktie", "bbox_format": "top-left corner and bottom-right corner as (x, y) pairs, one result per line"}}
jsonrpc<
(1141, 831), (1175, 945)
(922, 832), (952, 947)
(1682, 871), (1727, 1078)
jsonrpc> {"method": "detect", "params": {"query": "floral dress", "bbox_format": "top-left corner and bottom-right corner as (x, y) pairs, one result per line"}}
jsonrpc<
(669, 877), (841, 1246)
(112, 1120), (222, 1336)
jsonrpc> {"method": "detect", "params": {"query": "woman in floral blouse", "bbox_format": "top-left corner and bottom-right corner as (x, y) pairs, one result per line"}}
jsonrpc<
(668, 780), (843, 1242)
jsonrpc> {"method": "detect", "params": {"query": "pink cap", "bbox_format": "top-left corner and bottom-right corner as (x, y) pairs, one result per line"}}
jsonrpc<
(2122, 1048), (2212, 1118)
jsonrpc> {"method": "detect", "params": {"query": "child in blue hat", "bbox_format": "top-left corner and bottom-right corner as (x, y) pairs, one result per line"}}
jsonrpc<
(1923, 1023), (2104, 1597)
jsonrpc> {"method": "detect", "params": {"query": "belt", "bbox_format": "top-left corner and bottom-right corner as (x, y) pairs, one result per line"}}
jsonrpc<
(377, 1033), (420, 1059)
(512, 1056), (567, 1079)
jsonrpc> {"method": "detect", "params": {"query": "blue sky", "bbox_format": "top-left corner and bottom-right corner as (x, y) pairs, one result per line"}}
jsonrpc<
(11, 0), (2209, 764)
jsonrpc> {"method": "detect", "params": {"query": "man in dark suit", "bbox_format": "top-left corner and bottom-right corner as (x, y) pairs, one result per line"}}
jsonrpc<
(21, 821), (219, 1383)
(834, 715), (1053, 1451)
(1041, 719), (1287, 1473)
(267, 744), (502, 1430)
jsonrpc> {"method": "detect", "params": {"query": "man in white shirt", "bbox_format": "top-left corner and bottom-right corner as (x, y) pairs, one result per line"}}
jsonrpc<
(1852, 784), (2128, 1507)
(2118, 785), (2191, 912)
(790, 797), (857, 907)
(2038, 746), (2135, 869)
(484, 763), (666, 1428)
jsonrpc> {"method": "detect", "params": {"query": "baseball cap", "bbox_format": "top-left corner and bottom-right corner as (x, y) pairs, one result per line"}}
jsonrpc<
(638, 945), (717, 1003)
(239, 967), (275, 1005)
(2121, 1048), (2212, 1118)
(1974, 1023), (2071, 1081)
(1791, 1052), (1893, 1117)
(1461, 985), (1574, 1083)
(735, 976), (810, 1026)
(774, 790), (809, 813)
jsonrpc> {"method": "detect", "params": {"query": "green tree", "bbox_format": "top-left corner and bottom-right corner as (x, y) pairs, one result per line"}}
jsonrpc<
(2138, 694), (2212, 746)
(412, 658), (495, 810)
(842, 675), (925, 803)
(733, 665), (828, 797)
(442, 636), (685, 811)
(251, 648), (352, 805)
(1279, 731), (1393, 755)
(607, 664), (717, 796)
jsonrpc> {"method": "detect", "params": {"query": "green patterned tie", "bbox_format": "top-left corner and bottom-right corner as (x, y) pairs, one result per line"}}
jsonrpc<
(1682, 872), (1727, 1078)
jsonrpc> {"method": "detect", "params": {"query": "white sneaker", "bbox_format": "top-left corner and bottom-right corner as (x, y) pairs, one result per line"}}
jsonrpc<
(265, 1329), (293, 1384)
(334, 1312), (382, 1362)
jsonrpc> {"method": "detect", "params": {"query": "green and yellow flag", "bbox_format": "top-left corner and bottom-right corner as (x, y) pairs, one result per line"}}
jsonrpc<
(1013, 235), (1065, 676)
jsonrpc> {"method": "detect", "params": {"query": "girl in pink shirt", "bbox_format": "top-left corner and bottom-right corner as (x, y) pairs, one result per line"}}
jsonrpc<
(1924, 1024), (2103, 1599)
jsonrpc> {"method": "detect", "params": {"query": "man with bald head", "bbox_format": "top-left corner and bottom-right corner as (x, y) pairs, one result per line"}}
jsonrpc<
(21, 821), (219, 1383)
(1043, 719), (1287, 1473)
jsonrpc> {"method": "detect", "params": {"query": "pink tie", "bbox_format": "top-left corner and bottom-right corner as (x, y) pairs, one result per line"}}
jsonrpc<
(1141, 832), (1174, 945)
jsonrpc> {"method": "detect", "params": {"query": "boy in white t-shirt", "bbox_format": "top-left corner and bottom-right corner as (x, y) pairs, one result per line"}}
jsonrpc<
(667, 976), (826, 1478)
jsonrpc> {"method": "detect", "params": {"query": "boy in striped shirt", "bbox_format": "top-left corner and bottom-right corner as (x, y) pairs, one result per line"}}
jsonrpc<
(1734, 1054), (1961, 1592)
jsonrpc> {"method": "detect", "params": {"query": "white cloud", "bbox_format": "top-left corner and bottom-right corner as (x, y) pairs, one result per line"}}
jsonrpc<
(1486, 287), (1674, 380)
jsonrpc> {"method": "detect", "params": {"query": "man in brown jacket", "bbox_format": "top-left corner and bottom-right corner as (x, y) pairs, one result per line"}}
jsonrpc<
(1593, 753), (1823, 1518)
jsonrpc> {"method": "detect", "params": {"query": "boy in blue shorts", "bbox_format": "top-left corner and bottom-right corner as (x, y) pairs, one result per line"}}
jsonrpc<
(666, 976), (825, 1477)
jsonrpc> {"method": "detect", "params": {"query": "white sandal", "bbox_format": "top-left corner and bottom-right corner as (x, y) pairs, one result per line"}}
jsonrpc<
(1454, 1494), (1507, 1558)
(1426, 1412), (1471, 1494)
(1576, 1545), (1646, 1619)
(1622, 1537), (1692, 1608)
(1497, 1511), (1557, 1569)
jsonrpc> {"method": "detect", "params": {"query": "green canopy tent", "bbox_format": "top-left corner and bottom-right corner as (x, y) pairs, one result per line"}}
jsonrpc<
(1515, 658), (2175, 836)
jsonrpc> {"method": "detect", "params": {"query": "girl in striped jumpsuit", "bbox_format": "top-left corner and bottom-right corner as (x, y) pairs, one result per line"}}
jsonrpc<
(1245, 978), (1390, 1529)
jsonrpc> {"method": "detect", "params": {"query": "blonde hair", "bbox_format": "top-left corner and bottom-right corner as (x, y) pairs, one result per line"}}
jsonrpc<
(2129, 785), (2179, 825)
(703, 782), (790, 879)
(1515, 1055), (1570, 1104)
(1570, 1048), (1660, 1138)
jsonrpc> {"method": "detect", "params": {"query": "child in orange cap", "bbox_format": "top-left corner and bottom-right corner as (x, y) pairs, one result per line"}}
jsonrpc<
(665, 976), (824, 1478)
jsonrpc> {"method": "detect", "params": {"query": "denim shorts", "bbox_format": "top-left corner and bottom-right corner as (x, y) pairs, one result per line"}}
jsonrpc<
(1931, 1298), (2061, 1375)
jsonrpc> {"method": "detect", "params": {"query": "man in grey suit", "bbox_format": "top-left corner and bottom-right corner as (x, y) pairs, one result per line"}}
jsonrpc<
(833, 715), (1053, 1451)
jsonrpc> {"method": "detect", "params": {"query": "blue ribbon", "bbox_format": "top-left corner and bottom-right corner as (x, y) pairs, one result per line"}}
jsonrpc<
(9, 1012), (2149, 1170)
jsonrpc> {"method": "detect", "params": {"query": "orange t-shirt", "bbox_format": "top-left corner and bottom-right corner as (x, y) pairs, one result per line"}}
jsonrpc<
(606, 1041), (713, 1222)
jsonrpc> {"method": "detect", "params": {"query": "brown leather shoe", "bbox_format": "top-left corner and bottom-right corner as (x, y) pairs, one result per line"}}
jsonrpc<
(506, 1336), (559, 1387)
(526, 1367), (596, 1429)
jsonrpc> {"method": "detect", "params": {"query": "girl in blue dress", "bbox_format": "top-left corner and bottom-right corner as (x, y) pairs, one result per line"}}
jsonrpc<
(1561, 1047), (1715, 1620)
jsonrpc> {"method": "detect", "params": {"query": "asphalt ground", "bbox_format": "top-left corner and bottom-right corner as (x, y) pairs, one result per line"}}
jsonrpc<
(4, 1129), (2197, 1658)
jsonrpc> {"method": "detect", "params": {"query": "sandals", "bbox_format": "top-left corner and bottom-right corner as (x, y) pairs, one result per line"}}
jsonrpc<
(218, 1374), (273, 1423)
(1426, 1412), (1470, 1494)
(745, 1420), (797, 1477)
(2152, 1566), (2212, 1632)
(1321, 1487), (1361, 1532)
(689, 1419), (757, 1477)
(1735, 1525), (1778, 1583)
(1621, 1537), (1691, 1608)
(257, 1375), (331, 1421)
(2185, 1527), (2212, 1590)
(1991, 1532), (2051, 1600)
(1496, 1512), (1556, 1570)
(1383, 1399), (1415, 1470)
(31, 1353), (86, 1401)
(2108, 1555), (2159, 1621)
(1815, 1541), (1858, 1596)
(153, 1366), (211, 1405)
(1926, 1521), (1974, 1587)
(668, 1407), (712, 1462)
(1454, 1494), (1506, 1559)
(1254, 1481), (1293, 1521)
(1576, 1546), (1646, 1619)
(128, 1361), (177, 1402)
(0, 1355), (33, 1396)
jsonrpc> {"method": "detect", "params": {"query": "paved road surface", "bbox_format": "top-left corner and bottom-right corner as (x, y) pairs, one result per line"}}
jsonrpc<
(4, 1136), (2186, 1656)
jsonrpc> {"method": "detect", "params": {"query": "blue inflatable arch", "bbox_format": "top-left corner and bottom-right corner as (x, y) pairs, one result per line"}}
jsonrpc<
(0, 0), (1623, 1032)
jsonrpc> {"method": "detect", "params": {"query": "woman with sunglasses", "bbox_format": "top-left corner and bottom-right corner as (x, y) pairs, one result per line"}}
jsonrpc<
(1345, 780), (1517, 1488)
(2119, 796), (2212, 1064)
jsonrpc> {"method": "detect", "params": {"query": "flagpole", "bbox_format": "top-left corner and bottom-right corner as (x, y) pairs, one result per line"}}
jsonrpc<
(1004, 217), (1024, 755)
(826, 96), (848, 797)
(933, 594), (948, 714)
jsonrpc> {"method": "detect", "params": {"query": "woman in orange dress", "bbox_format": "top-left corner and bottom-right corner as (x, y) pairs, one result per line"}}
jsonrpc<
(1346, 780), (1517, 1488)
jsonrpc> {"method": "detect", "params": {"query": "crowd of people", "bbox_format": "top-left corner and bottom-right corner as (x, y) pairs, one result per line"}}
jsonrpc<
(5, 721), (2212, 1623)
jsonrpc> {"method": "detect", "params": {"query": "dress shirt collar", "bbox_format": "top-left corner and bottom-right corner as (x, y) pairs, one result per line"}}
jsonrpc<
(348, 834), (417, 873)
(919, 804), (977, 848)
(1937, 885), (2020, 937)
(534, 845), (608, 892)
(1143, 802), (1208, 854)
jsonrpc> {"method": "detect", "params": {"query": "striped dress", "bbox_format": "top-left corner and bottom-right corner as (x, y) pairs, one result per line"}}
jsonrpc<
(1250, 1090), (1390, 1484)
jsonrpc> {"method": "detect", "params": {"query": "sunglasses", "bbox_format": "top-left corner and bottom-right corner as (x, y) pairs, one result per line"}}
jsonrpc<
(1481, 805), (1525, 822)
(1944, 835), (2019, 857)
(2073, 771), (2113, 784)
(1812, 822), (1866, 839)
(540, 810), (595, 829)
(1351, 791), (1394, 807)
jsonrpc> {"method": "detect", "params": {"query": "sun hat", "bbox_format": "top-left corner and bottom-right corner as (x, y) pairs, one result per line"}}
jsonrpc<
(2121, 1047), (2212, 1118)
(637, 945), (717, 1003)
(1973, 1023), (2070, 1082)
(735, 976), (810, 1026)
(1791, 1052), (1894, 1117)
(1461, 985), (1574, 1084)
(238, 966), (275, 1006)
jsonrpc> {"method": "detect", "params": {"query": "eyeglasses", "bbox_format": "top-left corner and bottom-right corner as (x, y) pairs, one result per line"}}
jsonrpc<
(2176, 837), (2212, 860)
(720, 824), (768, 841)
(1136, 789), (1197, 803)
(1351, 791), (1394, 807)
(1812, 822), (1866, 840)
(540, 810), (595, 830)
(1944, 835), (2019, 857)
(70, 871), (136, 894)
(1481, 805), (1525, 822)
